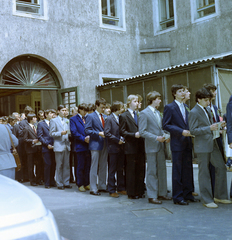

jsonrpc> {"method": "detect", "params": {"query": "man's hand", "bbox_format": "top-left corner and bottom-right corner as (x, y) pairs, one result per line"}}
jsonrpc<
(135, 132), (140, 138)
(182, 130), (191, 137)
(221, 121), (226, 128)
(47, 144), (54, 149)
(157, 136), (165, 142)
(85, 136), (90, 143)
(229, 143), (232, 149)
(118, 140), (124, 145)
(99, 132), (105, 138)
(61, 131), (67, 135)
(210, 123), (218, 131)
(165, 138), (170, 143)
(33, 139), (39, 144)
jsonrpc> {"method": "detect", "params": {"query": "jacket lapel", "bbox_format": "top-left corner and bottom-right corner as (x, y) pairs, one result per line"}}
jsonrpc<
(28, 125), (37, 137)
(173, 101), (186, 125)
(196, 105), (211, 125)
(43, 120), (49, 130)
(76, 114), (85, 127)
(94, 111), (103, 129)
(147, 107), (161, 129)
(112, 114), (119, 125)
(126, 110), (137, 126)
(57, 117), (64, 130)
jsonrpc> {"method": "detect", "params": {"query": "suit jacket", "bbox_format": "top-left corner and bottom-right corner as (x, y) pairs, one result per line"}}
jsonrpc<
(23, 124), (39, 154)
(119, 110), (142, 154)
(163, 101), (192, 151)
(139, 106), (164, 153)
(0, 124), (18, 170)
(12, 123), (20, 138)
(104, 113), (122, 154)
(18, 119), (29, 138)
(49, 117), (70, 152)
(37, 120), (54, 153)
(70, 114), (89, 152)
(85, 111), (106, 151)
(188, 104), (213, 153)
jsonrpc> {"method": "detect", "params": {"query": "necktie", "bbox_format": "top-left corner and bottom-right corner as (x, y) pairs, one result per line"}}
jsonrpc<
(204, 108), (212, 124)
(180, 104), (186, 122)
(133, 111), (138, 125)
(209, 106), (216, 123)
(154, 110), (161, 127)
(82, 116), (85, 124)
(100, 114), (105, 128)
(32, 125), (36, 134)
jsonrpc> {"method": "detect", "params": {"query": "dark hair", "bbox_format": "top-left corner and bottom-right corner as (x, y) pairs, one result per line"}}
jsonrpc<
(203, 83), (217, 92)
(105, 103), (111, 109)
(44, 109), (54, 116)
(87, 103), (95, 112)
(111, 101), (123, 113)
(146, 91), (161, 105)
(95, 98), (106, 107)
(171, 84), (184, 99)
(78, 103), (87, 113)
(58, 105), (65, 111)
(38, 110), (44, 118)
(195, 88), (213, 102)
(24, 106), (35, 116)
(7, 116), (16, 123)
(137, 94), (143, 102)
(27, 113), (36, 122)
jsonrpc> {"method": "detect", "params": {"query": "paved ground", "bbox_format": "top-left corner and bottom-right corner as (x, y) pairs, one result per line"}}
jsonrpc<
(25, 165), (232, 240)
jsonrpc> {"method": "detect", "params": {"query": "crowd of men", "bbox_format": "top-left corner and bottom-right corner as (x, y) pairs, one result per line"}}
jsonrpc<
(1, 83), (232, 209)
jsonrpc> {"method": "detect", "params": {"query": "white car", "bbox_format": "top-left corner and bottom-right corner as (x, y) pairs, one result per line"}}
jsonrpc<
(0, 174), (63, 240)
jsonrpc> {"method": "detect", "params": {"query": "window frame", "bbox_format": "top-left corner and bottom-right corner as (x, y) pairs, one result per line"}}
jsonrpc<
(190, 0), (219, 24)
(99, 0), (126, 31)
(153, 0), (177, 35)
(13, 0), (48, 21)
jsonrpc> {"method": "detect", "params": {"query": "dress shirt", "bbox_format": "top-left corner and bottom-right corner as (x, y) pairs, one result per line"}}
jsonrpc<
(197, 103), (211, 123)
(29, 123), (36, 133)
(95, 110), (104, 125)
(175, 99), (186, 121)
(112, 113), (119, 123)
(127, 108), (135, 118)
(45, 119), (49, 126)
(210, 103), (217, 121)
(148, 105), (161, 127)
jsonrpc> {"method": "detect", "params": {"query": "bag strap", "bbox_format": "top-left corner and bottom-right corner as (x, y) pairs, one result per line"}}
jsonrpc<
(5, 125), (16, 151)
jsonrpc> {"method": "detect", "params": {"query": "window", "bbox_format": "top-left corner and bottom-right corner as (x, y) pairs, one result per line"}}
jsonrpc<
(16, 0), (42, 14)
(100, 0), (125, 30)
(197, 0), (215, 18)
(159, 0), (174, 30)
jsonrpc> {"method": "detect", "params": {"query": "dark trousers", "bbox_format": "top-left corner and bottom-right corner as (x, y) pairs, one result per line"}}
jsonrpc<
(172, 149), (194, 202)
(125, 153), (145, 197)
(75, 151), (91, 187)
(36, 148), (44, 182)
(70, 151), (75, 182)
(42, 150), (56, 187)
(27, 152), (42, 183)
(108, 152), (126, 194)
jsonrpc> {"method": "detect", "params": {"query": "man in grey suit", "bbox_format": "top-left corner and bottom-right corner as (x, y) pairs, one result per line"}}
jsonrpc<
(50, 105), (71, 190)
(139, 91), (171, 204)
(188, 88), (231, 208)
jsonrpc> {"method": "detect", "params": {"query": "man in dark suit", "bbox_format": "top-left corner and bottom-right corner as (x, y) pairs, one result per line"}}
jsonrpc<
(85, 98), (108, 195)
(163, 84), (196, 205)
(23, 113), (42, 186)
(104, 101), (126, 198)
(70, 103), (91, 192)
(189, 88), (230, 208)
(37, 109), (56, 189)
(119, 95), (145, 199)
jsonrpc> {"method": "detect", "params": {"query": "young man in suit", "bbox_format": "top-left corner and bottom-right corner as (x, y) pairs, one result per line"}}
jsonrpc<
(85, 98), (107, 195)
(37, 109), (56, 189)
(119, 95), (145, 199)
(23, 113), (42, 186)
(70, 103), (91, 192)
(50, 105), (71, 190)
(139, 91), (171, 204)
(104, 101), (126, 198)
(188, 88), (230, 208)
(163, 84), (197, 205)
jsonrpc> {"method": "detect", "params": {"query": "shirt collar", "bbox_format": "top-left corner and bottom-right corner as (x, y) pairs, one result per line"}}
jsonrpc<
(127, 108), (135, 114)
(45, 119), (49, 123)
(175, 99), (183, 107)
(78, 113), (83, 119)
(197, 103), (205, 111)
(95, 110), (101, 116)
(148, 105), (156, 112)
(112, 113), (119, 120)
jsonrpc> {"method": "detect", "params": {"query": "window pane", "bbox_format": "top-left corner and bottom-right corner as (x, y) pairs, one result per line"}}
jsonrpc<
(160, 0), (167, 21)
(110, 0), (116, 17)
(100, 90), (111, 104)
(102, 0), (107, 15)
(112, 87), (124, 103)
(62, 93), (69, 104)
(168, 0), (174, 18)
(16, 5), (39, 14)
(127, 83), (144, 109)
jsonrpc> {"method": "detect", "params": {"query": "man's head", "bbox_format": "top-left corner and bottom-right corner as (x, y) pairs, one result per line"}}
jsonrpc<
(146, 91), (162, 108)
(78, 103), (87, 117)
(127, 95), (138, 111)
(95, 98), (106, 114)
(183, 86), (191, 101)
(87, 103), (95, 114)
(71, 107), (78, 116)
(20, 113), (25, 120)
(8, 116), (16, 126)
(44, 109), (54, 121)
(111, 101), (124, 115)
(57, 105), (68, 118)
(171, 84), (185, 101)
(104, 103), (111, 115)
(38, 110), (45, 120)
(27, 113), (37, 124)
(24, 106), (35, 117)
(12, 112), (20, 121)
(203, 83), (217, 100)
(137, 94), (143, 110)
(195, 87), (213, 108)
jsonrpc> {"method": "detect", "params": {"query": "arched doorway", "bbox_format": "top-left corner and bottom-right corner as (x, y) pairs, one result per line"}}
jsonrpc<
(0, 55), (61, 116)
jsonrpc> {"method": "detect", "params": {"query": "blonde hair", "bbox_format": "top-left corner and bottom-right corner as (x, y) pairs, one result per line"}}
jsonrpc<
(127, 95), (138, 108)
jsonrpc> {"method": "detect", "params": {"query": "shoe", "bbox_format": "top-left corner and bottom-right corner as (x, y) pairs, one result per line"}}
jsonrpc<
(204, 202), (218, 208)
(78, 186), (86, 192)
(50, 183), (57, 187)
(90, 191), (101, 196)
(148, 198), (162, 204)
(30, 182), (37, 186)
(192, 192), (198, 196)
(117, 190), (127, 195)
(18, 179), (24, 183)
(186, 198), (200, 202)
(158, 196), (172, 200)
(45, 186), (51, 189)
(84, 185), (90, 190)
(64, 185), (72, 189)
(138, 194), (146, 199)
(167, 190), (171, 193)
(37, 180), (44, 185)
(57, 186), (65, 190)
(98, 189), (108, 193)
(110, 192), (119, 198)
(174, 200), (189, 205)
(214, 198), (232, 204)
(128, 195), (139, 199)
(70, 179), (76, 183)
